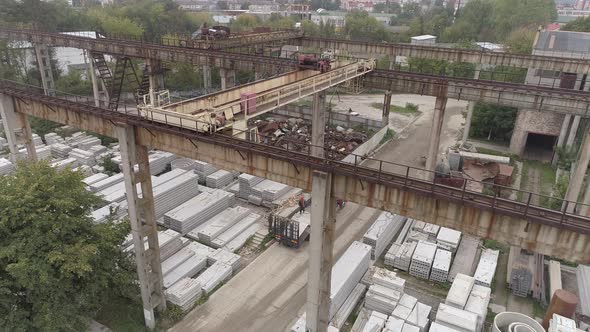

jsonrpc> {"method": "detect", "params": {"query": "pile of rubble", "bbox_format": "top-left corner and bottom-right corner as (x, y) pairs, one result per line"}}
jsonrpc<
(250, 118), (368, 159)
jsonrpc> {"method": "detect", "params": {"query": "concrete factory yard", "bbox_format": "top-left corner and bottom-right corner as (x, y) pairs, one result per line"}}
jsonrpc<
(171, 203), (380, 332)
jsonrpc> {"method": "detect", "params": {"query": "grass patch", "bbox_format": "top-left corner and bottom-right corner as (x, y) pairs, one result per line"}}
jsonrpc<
(533, 300), (546, 319)
(379, 128), (395, 145)
(95, 296), (146, 332)
(483, 239), (509, 253)
(371, 102), (421, 116)
(259, 232), (274, 251)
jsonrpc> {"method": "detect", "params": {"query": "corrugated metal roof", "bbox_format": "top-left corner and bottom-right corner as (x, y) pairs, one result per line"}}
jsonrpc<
(535, 30), (590, 53)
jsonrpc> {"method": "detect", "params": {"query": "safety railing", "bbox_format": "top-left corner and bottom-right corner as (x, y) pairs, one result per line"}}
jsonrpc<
(1, 79), (590, 233)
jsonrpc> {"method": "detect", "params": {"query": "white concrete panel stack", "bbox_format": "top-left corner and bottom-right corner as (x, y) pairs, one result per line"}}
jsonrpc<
(410, 241), (438, 279)
(197, 206), (250, 245)
(186, 241), (217, 259)
(429, 322), (462, 332)
(50, 143), (72, 158)
(437, 227), (462, 253)
(88, 145), (107, 157)
(31, 133), (43, 146)
(224, 222), (262, 252)
(406, 220), (430, 243)
(252, 179), (291, 202)
(0, 137), (7, 150)
(385, 219), (414, 267)
(351, 308), (371, 332)
(548, 314), (577, 332)
(238, 173), (264, 199)
(362, 212), (407, 259)
(171, 158), (197, 171)
(331, 283), (367, 329)
(142, 151), (177, 175)
(473, 249), (499, 288)
(435, 304), (478, 332)
(165, 190), (234, 233)
(19, 145), (52, 160)
(0, 158), (14, 175)
(385, 244), (401, 267)
(549, 261), (562, 299)
(44, 133), (64, 145)
(403, 324), (420, 332)
(430, 249), (452, 283)
(399, 294), (418, 311)
(330, 241), (372, 319)
(210, 212), (260, 249)
(69, 148), (96, 166)
(394, 241), (418, 271)
(577, 265), (590, 317)
(163, 254), (208, 288)
(91, 203), (126, 223)
(362, 311), (388, 332)
(373, 268), (406, 291)
(445, 274), (475, 309)
(161, 246), (197, 276)
(365, 283), (402, 314)
(392, 302), (413, 321)
(74, 165), (93, 177)
(150, 172), (200, 219)
(88, 173), (124, 192)
(205, 169), (234, 188)
(78, 136), (101, 150)
(448, 235), (480, 282)
(406, 302), (431, 332)
(384, 316), (405, 332)
(195, 261), (233, 293)
(164, 278), (202, 312)
(51, 158), (78, 170)
(423, 223), (440, 242)
(83, 173), (108, 186)
(207, 248), (241, 272)
(464, 285), (491, 332)
(195, 160), (218, 183)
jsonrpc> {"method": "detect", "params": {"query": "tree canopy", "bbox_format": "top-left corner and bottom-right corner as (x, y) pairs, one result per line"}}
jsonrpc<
(469, 102), (517, 142)
(562, 16), (590, 32)
(0, 162), (135, 331)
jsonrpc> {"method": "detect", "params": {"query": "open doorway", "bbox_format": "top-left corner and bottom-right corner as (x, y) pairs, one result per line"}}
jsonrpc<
(524, 132), (557, 161)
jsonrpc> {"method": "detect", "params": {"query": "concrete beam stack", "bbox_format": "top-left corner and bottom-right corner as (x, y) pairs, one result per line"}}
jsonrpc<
(576, 265), (590, 316)
(77, 136), (101, 150)
(392, 302), (413, 321)
(89, 173), (124, 192)
(88, 145), (107, 157)
(445, 274), (475, 309)
(51, 158), (78, 170)
(19, 145), (52, 160)
(125, 229), (187, 261)
(464, 285), (491, 332)
(91, 203), (127, 223)
(372, 268), (405, 292)
(31, 133), (43, 146)
(210, 212), (260, 249)
(363, 311), (388, 332)
(223, 222), (262, 252)
(448, 235), (480, 282)
(237, 173), (264, 199)
(251, 179), (291, 202)
(0, 158), (14, 175)
(430, 249), (452, 283)
(362, 212), (407, 259)
(406, 302), (431, 332)
(194, 160), (218, 183)
(394, 241), (417, 271)
(423, 223), (440, 242)
(171, 158), (197, 171)
(330, 241), (372, 319)
(197, 206), (250, 245)
(195, 261), (233, 293)
(473, 249), (499, 288)
(207, 248), (241, 272)
(436, 227), (462, 253)
(410, 241), (438, 279)
(49, 143), (72, 159)
(435, 304), (478, 332)
(163, 254), (207, 288)
(429, 322), (462, 332)
(385, 244), (401, 267)
(165, 190), (234, 234)
(365, 284), (402, 314)
(144, 171), (200, 219)
(350, 308), (371, 332)
(205, 169), (234, 188)
(44, 133), (64, 145)
(186, 241), (217, 260)
(384, 316), (405, 332)
(83, 173), (108, 186)
(164, 278), (202, 312)
(161, 246), (196, 276)
(0, 137), (7, 150)
(69, 148), (96, 166)
(331, 283), (367, 329)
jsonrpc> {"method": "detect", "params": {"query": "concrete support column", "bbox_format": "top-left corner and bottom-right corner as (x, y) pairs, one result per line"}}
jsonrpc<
(86, 51), (101, 107)
(564, 128), (590, 214)
(0, 93), (37, 162)
(202, 65), (212, 92)
(382, 90), (392, 126)
(462, 64), (481, 143)
(311, 91), (326, 157)
(306, 170), (335, 332)
(116, 125), (166, 330)
(34, 45), (55, 96)
(254, 71), (262, 81)
(425, 95), (448, 178)
(553, 114), (572, 165)
(566, 115), (581, 149)
(219, 68), (236, 90)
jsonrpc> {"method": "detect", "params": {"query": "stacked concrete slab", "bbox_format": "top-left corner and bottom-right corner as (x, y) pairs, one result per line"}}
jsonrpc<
(385, 220), (413, 267)
(51, 158), (78, 170)
(406, 302), (431, 332)
(410, 241), (437, 279)
(91, 203), (127, 223)
(44, 133), (64, 145)
(164, 190), (234, 233)
(0, 137), (7, 150)
(394, 241), (417, 271)
(423, 224), (440, 242)
(210, 212), (260, 249)
(205, 169), (234, 188)
(31, 133), (43, 146)
(89, 173), (124, 192)
(0, 158), (14, 175)
(331, 283), (367, 329)
(435, 304), (478, 332)
(163, 254), (207, 288)
(473, 249), (499, 288)
(83, 173), (108, 186)
(464, 285), (491, 332)
(363, 311), (388, 332)
(208, 248), (241, 272)
(197, 206), (250, 245)
(548, 314), (577, 332)
(365, 284), (402, 314)
(430, 249), (452, 283)
(251, 179), (291, 202)
(78, 136), (101, 150)
(384, 316), (405, 332)
(437, 227), (461, 253)
(445, 274), (475, 309)
(237, 173), (264, 199)
(88, 145), (107, 157)
(195, 160), (218, 183)
(171, 158), (197, 171)
(362, 212), (406, 259)
(224, 222), (262, 252)
(69, 148), (96, 166)
(448, 235), (480, 282)
(164, 277), (202, 312)
(195, 261), (233, 293)
(330, 241), (372, 319)
(19, 145), (52, 160)
(577, 265), (590, 316)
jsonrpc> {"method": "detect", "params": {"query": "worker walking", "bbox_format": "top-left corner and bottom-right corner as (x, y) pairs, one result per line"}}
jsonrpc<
(299, 195), (305, 214)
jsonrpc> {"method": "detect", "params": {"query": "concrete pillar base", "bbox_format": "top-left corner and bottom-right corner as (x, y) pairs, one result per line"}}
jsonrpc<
(311, 91), (326, 158)
(382, 91), (392, 126)
(34, 44), (55, 96)
(564, 128), (590, 214)
(0, 93), (37, 162)
(220, 68), (236, 90)
(202, 65), (212, 92)
(425, 95), (448, 179)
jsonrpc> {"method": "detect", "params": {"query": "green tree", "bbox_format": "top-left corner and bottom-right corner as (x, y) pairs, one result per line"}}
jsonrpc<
(492, 0), (556, 40)
(441, 0), (495, 42)
(504, 27), (537, 55)
(562, 16), (590, 32)
(55, 69), (93, 96)
(469, 102), (517, 142)
(230, 14), (260, 33)
(344, 11), (389, 42)
(301, 20), (320, 36)
(0, 162), (135, 331)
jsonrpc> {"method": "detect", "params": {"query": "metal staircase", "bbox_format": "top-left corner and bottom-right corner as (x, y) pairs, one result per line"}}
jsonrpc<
(90, 54), (141, 111)
(138, 66), (150, 97)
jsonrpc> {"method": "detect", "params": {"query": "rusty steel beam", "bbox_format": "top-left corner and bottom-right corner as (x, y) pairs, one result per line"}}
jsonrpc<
(364, 69), (590, 115)
(175, 29), (303, 50)
(0, 28), (296, 72)
(1, 81), (590, 241)
(297, 36), (590, 73)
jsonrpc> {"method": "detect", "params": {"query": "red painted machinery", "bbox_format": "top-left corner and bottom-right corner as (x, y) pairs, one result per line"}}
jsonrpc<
(297, 54), (331, 73)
